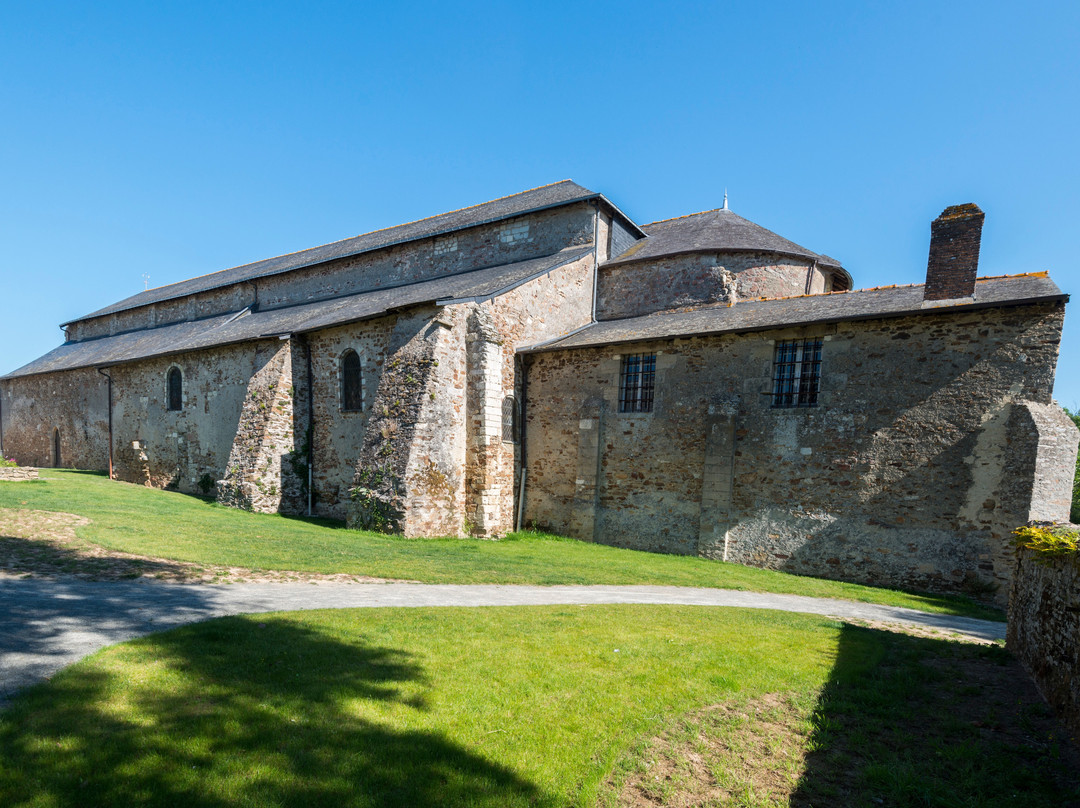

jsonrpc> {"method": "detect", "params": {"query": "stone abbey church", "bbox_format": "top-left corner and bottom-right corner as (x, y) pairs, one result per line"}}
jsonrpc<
(1, 181), (1075, 602)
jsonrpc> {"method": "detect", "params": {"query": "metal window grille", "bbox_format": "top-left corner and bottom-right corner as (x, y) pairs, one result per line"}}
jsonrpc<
(771, 339), (822, 408)
(167, 367), (183, 411)
(502, 396), (518, 443)
(619, 353), (656, 413)
(342, 351), (363, 411)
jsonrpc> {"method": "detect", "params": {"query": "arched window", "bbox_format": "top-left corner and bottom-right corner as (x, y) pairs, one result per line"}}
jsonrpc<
(342, 350), (363, 412)
(167, 367), (183, 411)
(53, 428), (61, 468)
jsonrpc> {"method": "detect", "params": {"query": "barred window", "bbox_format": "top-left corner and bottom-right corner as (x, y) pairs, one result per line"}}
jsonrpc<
(619, 353), (656, 413)
(771, 339), (822, 408)
(167, 367), (183, 411)
(502, 396), (518, 443)
(341, 350), (363, 412)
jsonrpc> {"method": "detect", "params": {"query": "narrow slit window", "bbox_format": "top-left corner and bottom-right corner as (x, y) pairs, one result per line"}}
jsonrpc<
(502, 396), (518, 443)
(771, 338), (822, 408)
(342, 350), (363, 412)
(53, 428), (61, 468)
(619, 353), (656, 413)
(167, 367), (183, 411)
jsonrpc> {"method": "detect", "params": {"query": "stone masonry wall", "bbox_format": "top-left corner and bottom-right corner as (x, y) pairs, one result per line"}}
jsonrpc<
(470, 250), (597, 536)
(0, 367), (109, 470)
(216, 338), (304, 512)
(0, 467), (39, 481)
(69, 204), (595, 342)
(597, 251), (831, 320)
(525, 302), (1068, 603)
(1008, 548), (1080, 740)
(346, 305), (467, 536)
(343, 247), (596, 537)
(109, 341), (281, 493)
(305, 319), (394, 519)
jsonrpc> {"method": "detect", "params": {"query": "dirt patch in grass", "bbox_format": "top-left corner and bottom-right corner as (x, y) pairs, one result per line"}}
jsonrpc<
(608, 637), (1080, 807)
(611, 694), (811, 807)
(0, 507), (395, 584)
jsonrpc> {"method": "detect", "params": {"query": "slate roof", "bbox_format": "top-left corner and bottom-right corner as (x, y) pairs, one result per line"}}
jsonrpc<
(5, 247), (592, 380)
(607, 207), (852, 289)
(526, 273), (1066, 353)
(68, 180), (636, 325)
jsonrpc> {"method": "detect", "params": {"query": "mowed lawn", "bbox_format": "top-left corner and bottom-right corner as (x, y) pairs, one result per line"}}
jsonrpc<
(0, 606), (1075, 808)
(0, 470), (1003, 619)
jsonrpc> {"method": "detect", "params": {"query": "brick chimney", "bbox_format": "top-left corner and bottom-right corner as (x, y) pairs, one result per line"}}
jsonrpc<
(923, 203), (984, 301)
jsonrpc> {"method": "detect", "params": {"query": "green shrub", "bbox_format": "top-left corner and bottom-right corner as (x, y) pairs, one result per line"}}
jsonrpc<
(0, 456), (18, 468)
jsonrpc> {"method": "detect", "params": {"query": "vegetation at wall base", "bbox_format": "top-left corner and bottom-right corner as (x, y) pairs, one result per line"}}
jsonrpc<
(0, 607), (1074, 808)
(0, 469), (1002, 620)
(0, 457), (17, 468)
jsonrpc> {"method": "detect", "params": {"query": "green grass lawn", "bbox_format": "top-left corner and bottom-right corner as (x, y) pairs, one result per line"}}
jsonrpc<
(0, 470), (1002, 620)
(0, 606), (1073, 808)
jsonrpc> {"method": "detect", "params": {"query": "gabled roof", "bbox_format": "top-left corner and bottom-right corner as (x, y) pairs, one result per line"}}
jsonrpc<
(6, 246), (591, 379)
(607, 207), (852, 288)
(525, 273), (1066, 352)
(67, 181), (639, 326)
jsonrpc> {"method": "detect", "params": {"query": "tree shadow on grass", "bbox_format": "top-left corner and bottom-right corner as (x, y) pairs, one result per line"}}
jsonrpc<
(0, 616), (546, 808)
(791, 625), (1080, 807)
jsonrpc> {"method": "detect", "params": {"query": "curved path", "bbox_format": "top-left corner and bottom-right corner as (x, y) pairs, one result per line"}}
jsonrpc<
(0, 578), (1006, 705)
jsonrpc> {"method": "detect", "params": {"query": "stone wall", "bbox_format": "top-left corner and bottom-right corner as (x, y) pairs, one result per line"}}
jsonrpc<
(1008, 548), (1080, 739)
(0, 467), (39, 482)
(344, 247), (597, 538)
(68, 204), (595, 342)
(0, 367), (109, 470)
(217, 338), (305, 512)
(597, 251), (832, 320)
(524, 302), (1070, 603)
(109, 342), (281, 493)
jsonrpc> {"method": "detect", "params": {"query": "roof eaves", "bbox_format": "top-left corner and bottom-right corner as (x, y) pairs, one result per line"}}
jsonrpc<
(523, 283), (1067, 354)
(605, 245), (843, 270)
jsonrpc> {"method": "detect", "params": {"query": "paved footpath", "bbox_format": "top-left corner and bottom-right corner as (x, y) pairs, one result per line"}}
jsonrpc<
(0, 578), (1006, 705)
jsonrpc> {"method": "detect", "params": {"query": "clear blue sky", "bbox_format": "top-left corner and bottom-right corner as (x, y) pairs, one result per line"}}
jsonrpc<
(2, 1), (1077, 405)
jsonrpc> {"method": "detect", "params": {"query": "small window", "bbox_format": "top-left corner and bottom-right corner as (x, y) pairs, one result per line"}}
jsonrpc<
(53, 428), (61, 468)
(619, 353), (655, 413)
(342, 350), (363, 412)
(502, 396), (518, 443)
(167, 367), (183, 411)
(771, 338), (822, 408)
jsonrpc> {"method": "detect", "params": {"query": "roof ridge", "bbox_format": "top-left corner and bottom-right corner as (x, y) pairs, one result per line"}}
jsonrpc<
(641, 207), (726, 227)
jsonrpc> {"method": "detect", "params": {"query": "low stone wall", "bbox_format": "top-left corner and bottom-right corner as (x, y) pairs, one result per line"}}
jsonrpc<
(1008, 546), (1080, 740)
(0, 466), (40, 482)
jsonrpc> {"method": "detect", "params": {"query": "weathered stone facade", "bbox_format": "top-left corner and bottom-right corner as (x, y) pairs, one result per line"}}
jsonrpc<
(0, 183), (1072, 602)
(1008, 547), (1080, 739)
(523, 302), (1072, 603)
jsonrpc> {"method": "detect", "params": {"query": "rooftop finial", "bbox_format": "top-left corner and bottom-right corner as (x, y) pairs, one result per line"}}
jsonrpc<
(722, 190), (728, 211)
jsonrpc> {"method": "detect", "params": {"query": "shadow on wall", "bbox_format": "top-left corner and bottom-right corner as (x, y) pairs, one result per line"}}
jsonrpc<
(0, 616), (545, 807)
